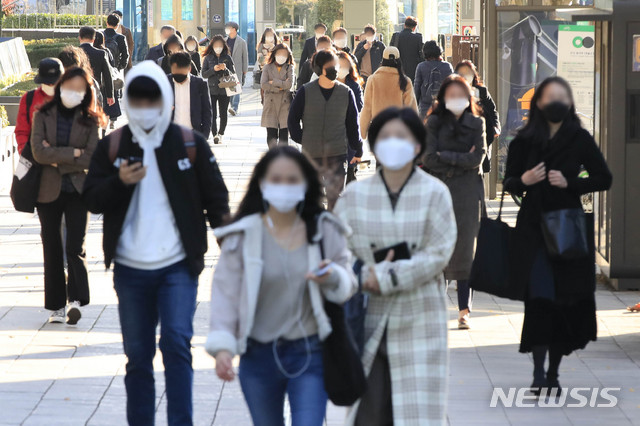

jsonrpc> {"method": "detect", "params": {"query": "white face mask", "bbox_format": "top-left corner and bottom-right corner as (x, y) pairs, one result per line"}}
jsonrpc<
(214, 47), (223, 55)
(334, 38), (347, 49)
(265, 36), (274, 43)
(366, 36), (375, 43)
(59, 89), (84, 109)
(374, 137), (416, 171)
(186, 43), (197, 51)
(462, 73), (474, 85)
(275, 55), (288, 65)
(128, 107), (162, 131)
(224, 28), (231, 36)
(261, 182), (307, 213)
(315, 32), (324, 39)
(445, 98), (470, 116)
(337, 67), (349, 80)
(41, 84), (55, 97)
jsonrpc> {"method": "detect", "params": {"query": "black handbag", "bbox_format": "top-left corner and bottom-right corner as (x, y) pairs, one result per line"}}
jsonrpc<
(541, 208), (588, 260)
(10, 142), (42, 213)
(343, 259), (368, 355)
(469, 192), (524, 301)
(318, 236), (367, 406)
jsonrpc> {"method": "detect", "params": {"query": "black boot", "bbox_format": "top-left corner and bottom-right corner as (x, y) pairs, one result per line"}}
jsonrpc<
(530, 345), (548, 395)
(546, 345), (563, 396)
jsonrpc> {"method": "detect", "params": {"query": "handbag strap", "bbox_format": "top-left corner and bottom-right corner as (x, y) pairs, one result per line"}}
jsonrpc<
(497, 190), (506, 221)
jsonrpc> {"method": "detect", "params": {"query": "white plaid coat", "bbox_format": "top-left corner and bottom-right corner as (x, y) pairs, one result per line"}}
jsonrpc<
(334, 168), (457, 426)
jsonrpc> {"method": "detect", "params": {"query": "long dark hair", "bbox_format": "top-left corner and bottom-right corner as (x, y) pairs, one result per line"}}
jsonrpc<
(337, 51), (364, 87)
(381, 57), (408, 92)
(259, 27), (280, 46)
(428, 74), (482, 120)
(93, 31), (105, 49)
(233, 146), (325, 242)
(267, 44), (294, 66)
(518, 76), (581, 146)
(455, 60), (484, 88)
(203, 35), (229, 57)
(40, 66), (107, 128)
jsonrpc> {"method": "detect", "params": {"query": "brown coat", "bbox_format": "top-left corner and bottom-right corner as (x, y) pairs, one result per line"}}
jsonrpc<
(360, 66), (418, 138)
(260, 62), (294, 128)
(30, 105), (99, 203)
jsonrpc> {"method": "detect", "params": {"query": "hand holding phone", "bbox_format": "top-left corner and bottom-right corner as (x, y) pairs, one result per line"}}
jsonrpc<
(306, 260), (334, 284)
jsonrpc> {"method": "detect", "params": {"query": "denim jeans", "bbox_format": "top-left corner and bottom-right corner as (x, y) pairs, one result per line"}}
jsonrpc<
(231, 94), (240, 111)
(239, 335), (327, 426)
(113, 260), (198, 426)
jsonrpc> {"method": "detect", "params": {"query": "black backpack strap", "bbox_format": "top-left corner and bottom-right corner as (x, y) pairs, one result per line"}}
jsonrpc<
(25, 89), (36, 125)
(108, 127), (125, 164)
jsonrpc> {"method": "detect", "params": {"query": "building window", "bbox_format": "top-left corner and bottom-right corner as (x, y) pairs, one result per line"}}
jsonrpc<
(161, 0), (173, 20)
(182, 0), (194, 20)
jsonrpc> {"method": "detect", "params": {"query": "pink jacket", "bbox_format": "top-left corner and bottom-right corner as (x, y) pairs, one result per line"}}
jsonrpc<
(205, 212), (357, 357)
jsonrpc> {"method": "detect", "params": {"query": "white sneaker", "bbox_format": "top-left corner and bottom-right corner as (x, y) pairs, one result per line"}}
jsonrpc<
(49, 308), (65, 323)
(66, 301), (82, 325)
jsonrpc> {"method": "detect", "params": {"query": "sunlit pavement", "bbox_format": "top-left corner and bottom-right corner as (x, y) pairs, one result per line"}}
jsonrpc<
(1, 81), (640, 425)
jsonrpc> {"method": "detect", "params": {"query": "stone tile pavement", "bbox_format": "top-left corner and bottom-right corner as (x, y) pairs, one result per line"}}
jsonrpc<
(1, 83), (640, 425)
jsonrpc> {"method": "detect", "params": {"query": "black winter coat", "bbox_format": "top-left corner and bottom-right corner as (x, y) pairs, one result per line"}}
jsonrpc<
(476, 85), (500, 173)
(202, 53), (236, 97)
(504, 122), (612, 299)
(82, 124), (230, 276)
(390, 28), (424, 81)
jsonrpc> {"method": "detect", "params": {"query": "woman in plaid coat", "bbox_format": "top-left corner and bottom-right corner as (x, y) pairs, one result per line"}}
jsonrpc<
(335, 108), (457, 425)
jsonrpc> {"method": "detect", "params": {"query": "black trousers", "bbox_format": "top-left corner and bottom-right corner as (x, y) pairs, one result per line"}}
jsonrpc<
(37, 191), (90, 310)
(355, 330), (393, 426)
(210, 94), (230, 135)
(266, 127), (288, 149)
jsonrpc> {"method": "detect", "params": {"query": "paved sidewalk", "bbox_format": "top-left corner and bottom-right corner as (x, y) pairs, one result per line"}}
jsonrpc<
(1, 83), (640, 425)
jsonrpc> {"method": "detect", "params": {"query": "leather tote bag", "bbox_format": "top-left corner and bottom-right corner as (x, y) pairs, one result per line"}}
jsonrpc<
(10, 142), (42, 213)
(541, 208), (588, 260)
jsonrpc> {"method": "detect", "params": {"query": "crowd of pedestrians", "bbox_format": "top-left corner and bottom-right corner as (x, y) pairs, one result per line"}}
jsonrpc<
(11, 14), (613, 426)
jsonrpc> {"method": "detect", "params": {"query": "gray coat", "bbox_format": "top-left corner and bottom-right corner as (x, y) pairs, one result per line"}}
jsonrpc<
(423, 112), (486, 280)
(224, 35), (249, 84)
(260, 62), (294, 128)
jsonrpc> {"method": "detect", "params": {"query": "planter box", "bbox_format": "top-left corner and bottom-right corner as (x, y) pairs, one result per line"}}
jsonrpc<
(0, 96), (23, 126)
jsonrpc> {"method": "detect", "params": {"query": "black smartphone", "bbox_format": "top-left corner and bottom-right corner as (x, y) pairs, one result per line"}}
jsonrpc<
(128, 156), (143, 166)
(373, 242), (412, 263)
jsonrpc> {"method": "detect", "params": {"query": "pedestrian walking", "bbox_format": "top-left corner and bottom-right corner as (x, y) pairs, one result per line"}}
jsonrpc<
(414, 41), (453, 119)
(354, 24), (386, 83)
(58, 46), (103, 110)
(206, 146), (356, 426)
(261, 44), (294, 148)
(15, 58), (63, 154)
(184, 35), (202, 74)
(300, 23), (327, 66)
(424, 74), (486, 330)
(202, 35), (236, 144)
(360, 46), (418, 140)
(296, 36), (332, 90)
(455, 60), (500, 173)
(78, 26), (115, 110)
(390, 16), (424, 82)
(113, 10), (134, 72)
(333, 27), (358, 67)
(31, 66), (105, 325)
(157, 34), (198, 76)
(288, 49), (363, 210)
(93, 31), (121, 129)
(145, 25), (176, 62)
(104, 13), (129, 73)
(334, 107), (457, 425)
(256, 27), (280, 72)
(503, 77), (612, 395)
(224, 21), (249, 115)
(169, 51), (212, 137)
(337, 51), (364, 184)
(82, 61), (230, 425)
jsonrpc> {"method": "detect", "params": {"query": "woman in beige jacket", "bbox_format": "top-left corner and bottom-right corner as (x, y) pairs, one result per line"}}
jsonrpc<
(30, 66), (105, 325)
(206, 146), (356, 426)
(360, 46), (418, 139)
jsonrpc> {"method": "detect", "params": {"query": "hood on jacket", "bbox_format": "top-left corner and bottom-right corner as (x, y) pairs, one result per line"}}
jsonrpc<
(163, 34), (185, 55)
(122, 60), (174, 150)
(184, 35), (199, 53)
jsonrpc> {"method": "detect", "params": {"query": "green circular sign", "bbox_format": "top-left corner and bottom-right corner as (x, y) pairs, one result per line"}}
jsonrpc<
(573, 36), (583, 48)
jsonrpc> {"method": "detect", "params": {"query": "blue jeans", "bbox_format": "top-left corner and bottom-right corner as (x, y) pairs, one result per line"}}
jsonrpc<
(231, 94), (240, 111)
(239, 335), (327, 426)
(113, 260), (198, 426)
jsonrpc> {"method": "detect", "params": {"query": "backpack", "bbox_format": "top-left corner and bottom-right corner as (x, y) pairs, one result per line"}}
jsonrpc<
(423, 64), (443, 105)
(104, 33), (121, 70)
(107, 125), (197, 164)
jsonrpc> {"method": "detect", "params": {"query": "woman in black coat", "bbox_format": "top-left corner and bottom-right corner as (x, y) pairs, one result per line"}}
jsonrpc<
(158, 34), (199, 76)
(202, 35), (236, 144)
(503, 77), (612, 395)
(455, 60), (500, 173)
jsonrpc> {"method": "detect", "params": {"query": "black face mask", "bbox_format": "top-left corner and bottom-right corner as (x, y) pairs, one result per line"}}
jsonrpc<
(324, 66), (338, 81)
(542, 101), (570, 124)
(173, 73), (188, 83)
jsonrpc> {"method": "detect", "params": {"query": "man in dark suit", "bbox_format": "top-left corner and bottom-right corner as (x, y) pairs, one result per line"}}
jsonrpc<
(145, 25), (176, 62)
(390, 16), (424, 82)
(113, 10), (134, 71)
(78, 26), (114, 106)
(168, 52), (212, 138)
(299, 23), (327, 66)
(104, 13), (129, 71)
